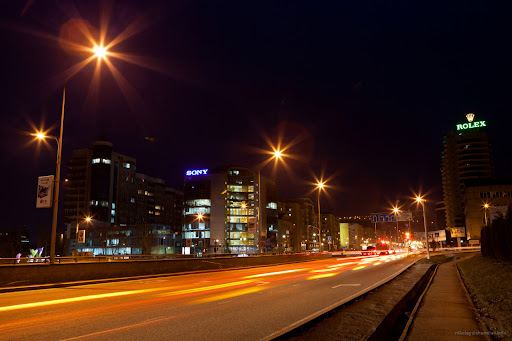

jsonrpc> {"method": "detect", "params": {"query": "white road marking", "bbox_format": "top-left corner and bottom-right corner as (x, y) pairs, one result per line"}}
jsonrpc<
(332, 283), (361, 288)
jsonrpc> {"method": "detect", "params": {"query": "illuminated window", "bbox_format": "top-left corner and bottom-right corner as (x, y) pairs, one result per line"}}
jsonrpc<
(266, 202), (277, 209)
(155, 205), (161, 210)
(123, 163), (131, 168)
(137, 190), (143, 194)
(100, 201), (108, 207)
(130, 198), (135, 203)
(155, 212), (161, 216)
(112, 203), (116, 209)
(102, 159), (111, 164)
(92, 158), (100, 164)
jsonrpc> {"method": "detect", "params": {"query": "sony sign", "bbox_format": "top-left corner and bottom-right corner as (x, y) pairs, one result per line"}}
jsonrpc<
(186, 169), (208, 176)
(456, 121), (486, 131)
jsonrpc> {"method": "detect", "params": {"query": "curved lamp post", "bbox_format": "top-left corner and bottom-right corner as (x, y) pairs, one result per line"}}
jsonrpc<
(416, 196), (430, 260)
(34, 44), (108, 263)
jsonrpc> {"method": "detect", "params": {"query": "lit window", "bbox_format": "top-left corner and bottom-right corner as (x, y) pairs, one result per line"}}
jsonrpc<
(102, 159), (111, 164)
(112, 203), (116, 209)
(111, 218), (115, 223)
(123, 163), (131, 169)
(92, 158), (100, 164)
(130, 198), (135, 203)
(155, 205), (161, 210)
(111, 210), (116, 216)
(101, 201), (109, 207)
(155, 212), (161, 216)
(137, 190), (143, 195)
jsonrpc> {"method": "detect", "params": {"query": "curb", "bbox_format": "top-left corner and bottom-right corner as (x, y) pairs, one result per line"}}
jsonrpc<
(367, 263), (438, 341)
(456, 258), (492, 341)
(266, 257), (421, 340)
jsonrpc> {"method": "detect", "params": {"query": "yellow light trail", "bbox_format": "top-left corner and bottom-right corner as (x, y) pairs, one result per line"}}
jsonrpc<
(157, 280), (254, 297)
(307, 273), (338, 280)
(352, 266), (366, 271)
(191, 286), (263, 304)
(328, 262), (357, 268)
(244, 269), (306, 279)
(374, 262), (381, 266)
(0, 289), (154, 313)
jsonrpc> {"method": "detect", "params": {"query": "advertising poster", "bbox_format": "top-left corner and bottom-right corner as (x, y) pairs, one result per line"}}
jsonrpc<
(36, 175), (54, 208)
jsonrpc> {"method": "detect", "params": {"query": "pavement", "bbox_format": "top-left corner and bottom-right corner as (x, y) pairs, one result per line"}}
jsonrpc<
(405, 255), (489, 341)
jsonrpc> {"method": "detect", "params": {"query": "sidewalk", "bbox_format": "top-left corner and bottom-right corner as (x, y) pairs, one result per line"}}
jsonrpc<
(406, 256), (489, 341)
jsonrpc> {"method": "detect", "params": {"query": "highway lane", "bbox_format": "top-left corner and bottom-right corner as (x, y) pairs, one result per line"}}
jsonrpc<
(0, 252), (422, 340)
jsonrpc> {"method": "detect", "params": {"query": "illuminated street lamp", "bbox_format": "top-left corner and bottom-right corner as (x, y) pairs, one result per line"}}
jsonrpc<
(415, 196), (430, 260)
(483, 203), (490, 226)
(392, 206), (400, 245)
(257, 148), (282, 253)
(316, 181), (325, 252)
(75, 216), (92, 253)
(34, 44), (109, 264)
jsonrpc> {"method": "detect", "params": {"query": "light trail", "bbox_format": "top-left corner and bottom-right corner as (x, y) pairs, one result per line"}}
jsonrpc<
(244, 269), (307, 279)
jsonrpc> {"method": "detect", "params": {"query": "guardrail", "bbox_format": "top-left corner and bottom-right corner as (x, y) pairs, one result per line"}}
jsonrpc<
(0, 251), (322, 265)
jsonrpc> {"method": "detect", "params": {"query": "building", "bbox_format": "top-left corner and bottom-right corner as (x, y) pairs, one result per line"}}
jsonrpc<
(64, 139), (183, 255)
(320, 213), (340, 250)
(278, 198), (318, 251)
(463, 180), (512, 241)
(339, 223), (364, 250)
(441, 113), (493, 238)
(64, 140), (137, 226)
(182, 166), (276, 254)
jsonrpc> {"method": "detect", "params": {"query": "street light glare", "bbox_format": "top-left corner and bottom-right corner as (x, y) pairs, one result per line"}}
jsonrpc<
(484, 203), (489, 208)
(36, 132), (46, 139)
(93, 45), (107, 58)
(274, 149), (282, 159)
(317, 181), (325, 189)
(393, 207), (399, 213)
(85, 217), (91, 222)
(416, 196), (423, 203)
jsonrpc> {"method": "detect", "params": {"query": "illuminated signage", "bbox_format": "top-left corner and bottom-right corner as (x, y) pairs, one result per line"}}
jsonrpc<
(456, 113), (486, 131)
(456, 121), (486, 130)
(186, 169), (208, 176)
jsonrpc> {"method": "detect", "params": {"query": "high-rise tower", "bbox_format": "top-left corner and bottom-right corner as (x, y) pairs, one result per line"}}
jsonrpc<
(441, 113), (493, 235)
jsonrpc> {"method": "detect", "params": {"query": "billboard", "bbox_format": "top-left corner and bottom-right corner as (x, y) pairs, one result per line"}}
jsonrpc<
(450, 227), (466, 238)
(36, 175), (54, 208)
(78, 230), (86, 243)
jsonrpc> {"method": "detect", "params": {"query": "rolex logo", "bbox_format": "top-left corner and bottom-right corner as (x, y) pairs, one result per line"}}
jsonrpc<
(466, 113), (475, 122)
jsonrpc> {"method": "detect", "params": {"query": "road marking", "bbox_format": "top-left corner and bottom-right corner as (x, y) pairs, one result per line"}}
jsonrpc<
(332, 283), (361, 288)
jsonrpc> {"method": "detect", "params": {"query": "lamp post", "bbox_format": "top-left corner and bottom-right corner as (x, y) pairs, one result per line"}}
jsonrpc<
(483, 203), (489, 226)
(33, 45), (108, 264)
(316, 181), (325, 252)
(392, 206), (400, 246)
(416, 196), (430, 260)
(75, 216), (91, 254)
(257, 149), (282, 253)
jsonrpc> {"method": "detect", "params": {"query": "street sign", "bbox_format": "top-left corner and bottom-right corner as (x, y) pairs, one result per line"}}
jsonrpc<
(396, 212), (413, 221)
(371, 214), (396, 223)
(36, 175), (54, 208)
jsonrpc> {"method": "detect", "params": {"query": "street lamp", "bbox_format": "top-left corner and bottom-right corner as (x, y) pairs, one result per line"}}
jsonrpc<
(33, 44), (109, 264)
(257, 148), (282, 253)
(316, 181), (325, 252)
(416, 196), (430, 260)
(75, 216), (92, 254)
(392, 206), (400, 246)
(483, 203), (490, 226)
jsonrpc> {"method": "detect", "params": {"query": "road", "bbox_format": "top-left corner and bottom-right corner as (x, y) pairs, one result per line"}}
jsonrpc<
(0, 252), (421, 341)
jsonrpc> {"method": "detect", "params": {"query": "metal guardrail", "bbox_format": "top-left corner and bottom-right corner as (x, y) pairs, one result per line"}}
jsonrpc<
(0, 251), (324, 265)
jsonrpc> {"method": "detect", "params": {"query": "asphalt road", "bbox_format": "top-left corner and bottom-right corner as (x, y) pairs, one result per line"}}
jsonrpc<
(0, 252), (421, 341)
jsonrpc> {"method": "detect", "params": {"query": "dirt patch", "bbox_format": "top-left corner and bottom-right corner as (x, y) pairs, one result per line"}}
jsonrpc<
(458, 254), (512, 340)
(276, 259), (432, 341)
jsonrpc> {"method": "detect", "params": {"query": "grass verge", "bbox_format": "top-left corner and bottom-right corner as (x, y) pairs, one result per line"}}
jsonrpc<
(458, 254), (512, 340)
(417, 253), (460, 264)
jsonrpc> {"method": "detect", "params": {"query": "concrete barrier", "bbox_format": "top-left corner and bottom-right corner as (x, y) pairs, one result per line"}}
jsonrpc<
(0, 254), (329, 289)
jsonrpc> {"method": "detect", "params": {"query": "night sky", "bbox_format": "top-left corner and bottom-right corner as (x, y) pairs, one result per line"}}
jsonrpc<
(1, 1), (511, 236)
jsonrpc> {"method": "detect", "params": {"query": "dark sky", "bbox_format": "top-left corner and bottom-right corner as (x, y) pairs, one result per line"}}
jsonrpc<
(1, 0), (511, 235)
